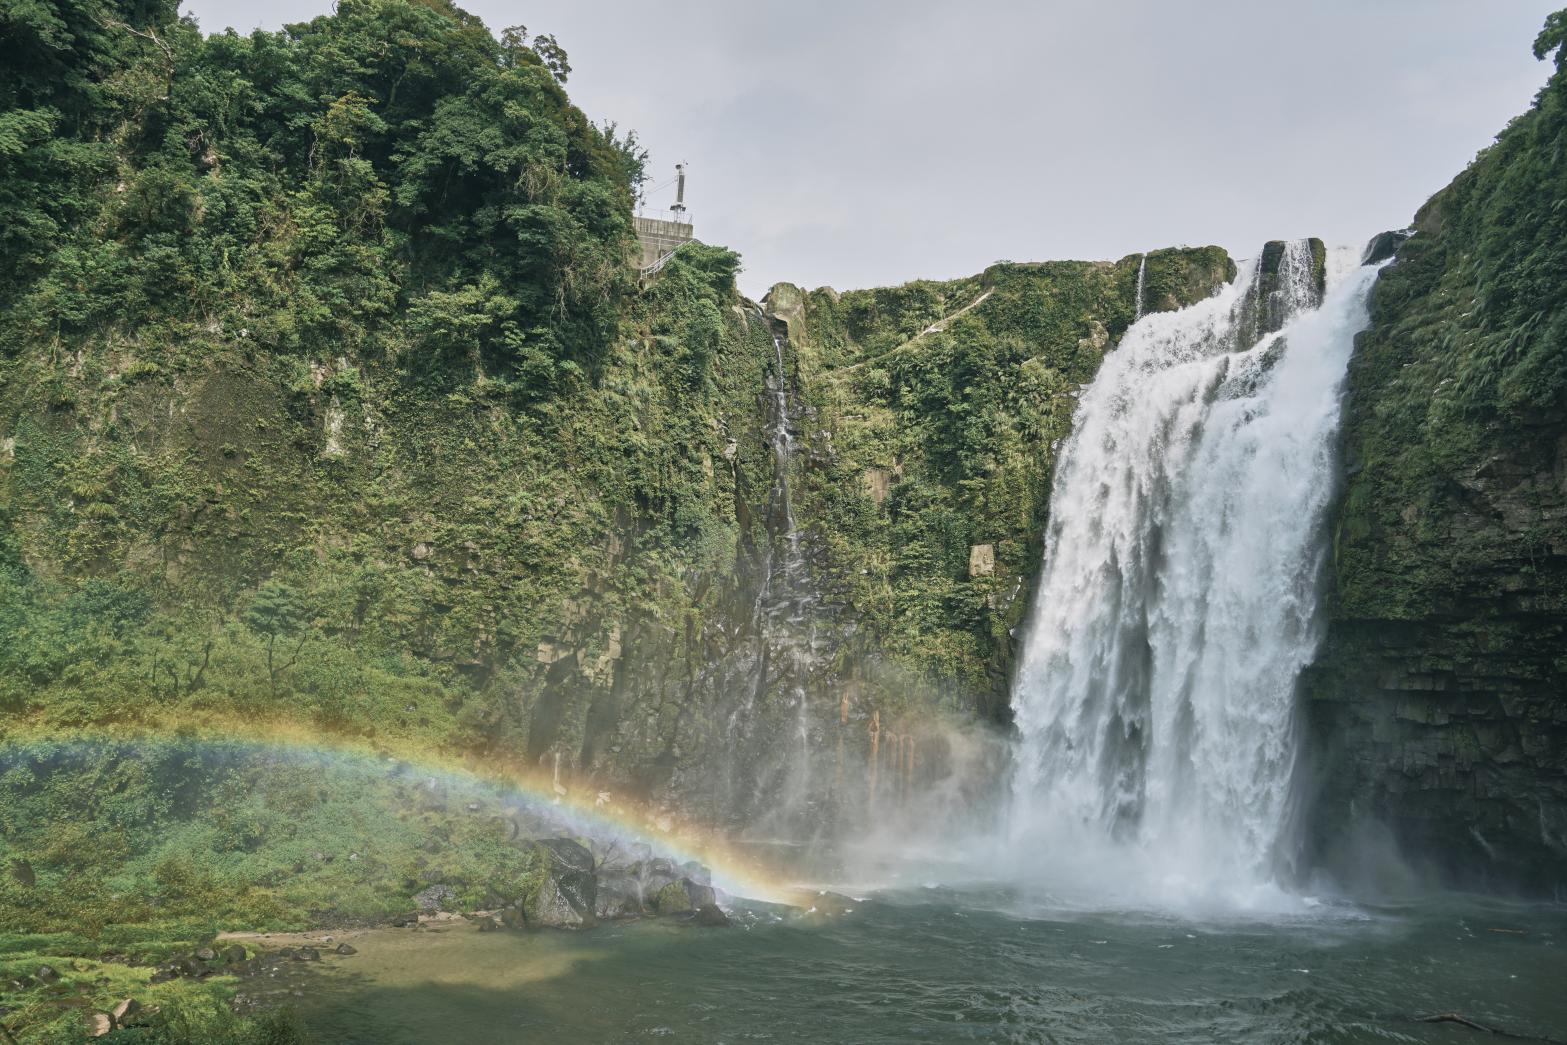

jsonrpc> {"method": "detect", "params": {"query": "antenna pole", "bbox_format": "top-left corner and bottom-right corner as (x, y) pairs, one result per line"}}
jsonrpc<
(671, 162), (687, 222)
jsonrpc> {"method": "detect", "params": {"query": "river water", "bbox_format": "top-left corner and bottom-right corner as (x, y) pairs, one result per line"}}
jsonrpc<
(292, 888), (1566, 1043)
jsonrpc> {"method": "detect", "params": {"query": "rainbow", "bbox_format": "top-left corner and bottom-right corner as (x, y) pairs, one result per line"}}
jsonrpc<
(0, 715), (803, 905)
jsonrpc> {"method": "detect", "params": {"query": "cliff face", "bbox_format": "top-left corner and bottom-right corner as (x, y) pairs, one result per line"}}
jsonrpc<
(1303, 29), (1567, 892)
(0, 0), (1241, 836)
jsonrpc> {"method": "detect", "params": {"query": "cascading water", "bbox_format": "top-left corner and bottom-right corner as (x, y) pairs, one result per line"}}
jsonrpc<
(1007, 241), (1383, 909)
(721, 330), (827, 838)
(1133, 253), (1147, 321)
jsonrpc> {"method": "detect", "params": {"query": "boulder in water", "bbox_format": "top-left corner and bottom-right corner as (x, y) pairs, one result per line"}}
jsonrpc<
(521, 839), (598, 928)
(691, 903), (730, 928)
(652, 877), (714, 915)
(335, 943), (357, 955)
(595, 869), (645, 920)
(636, 857), (681, 897)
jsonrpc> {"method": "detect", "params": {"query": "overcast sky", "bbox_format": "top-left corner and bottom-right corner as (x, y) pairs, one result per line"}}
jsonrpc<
(181, 1), (1560, 297)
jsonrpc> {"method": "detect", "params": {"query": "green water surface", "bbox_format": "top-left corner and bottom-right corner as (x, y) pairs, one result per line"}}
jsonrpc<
(288, 888), (1567, 1044)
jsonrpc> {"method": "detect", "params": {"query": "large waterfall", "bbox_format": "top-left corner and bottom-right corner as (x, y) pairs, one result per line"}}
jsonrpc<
(1008, 242), (1383, 908)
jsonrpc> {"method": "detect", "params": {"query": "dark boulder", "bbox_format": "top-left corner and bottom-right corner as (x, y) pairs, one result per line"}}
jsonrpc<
(389, 912), (421, 928)
(294, 947), (321, 962)
(635, 857), (681, 899)
(220, 944), (248, 965)
(595, 869), (644, 920)
(1362, 228), (1413, 265)
(8, 859), (34, 888)
(691, 903), (730, 928)
(651, 877), (714, 915)
(335, 943), (357, 955)
(521, 839), (598, 928)
(35, 964), (60, 985)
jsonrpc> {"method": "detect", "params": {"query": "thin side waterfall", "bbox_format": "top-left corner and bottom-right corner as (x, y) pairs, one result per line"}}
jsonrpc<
(1007, 242), (1381, 909)
(1133, 253), (1147, 321)
(729, 331), (823, 837)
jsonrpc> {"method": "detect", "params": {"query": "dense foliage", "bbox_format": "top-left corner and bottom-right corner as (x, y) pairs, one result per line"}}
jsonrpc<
(1332, 13), (1567, 616)
(785, 248), (1233, 715)
(1301, 10), (1567, 894)
(0, 0), (636, 385)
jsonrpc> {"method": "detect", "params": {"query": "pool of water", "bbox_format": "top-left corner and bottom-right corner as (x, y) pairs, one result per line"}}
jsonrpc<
(289, 887), (1567, 1043)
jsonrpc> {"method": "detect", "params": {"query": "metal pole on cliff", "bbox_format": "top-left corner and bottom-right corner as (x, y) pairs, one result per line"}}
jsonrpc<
(671, 162), (687, 222)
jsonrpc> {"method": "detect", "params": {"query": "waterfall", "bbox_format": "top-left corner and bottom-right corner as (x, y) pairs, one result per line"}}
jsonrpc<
(1007, 242), (1381, 907)
(724, 331), (823, 836)
(1133, 253), (1147, 321)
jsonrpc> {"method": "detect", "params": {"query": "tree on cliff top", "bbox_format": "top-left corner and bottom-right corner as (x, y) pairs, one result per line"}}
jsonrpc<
(0, 0), (640, 398)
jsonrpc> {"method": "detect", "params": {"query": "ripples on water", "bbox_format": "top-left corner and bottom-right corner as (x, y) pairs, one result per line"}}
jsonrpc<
(297, 887), (1567, 1044)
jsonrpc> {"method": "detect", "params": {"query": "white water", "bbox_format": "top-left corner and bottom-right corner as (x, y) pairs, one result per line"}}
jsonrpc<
(1007, 243), (1382, 911)
(1133, 253), (1147, 321)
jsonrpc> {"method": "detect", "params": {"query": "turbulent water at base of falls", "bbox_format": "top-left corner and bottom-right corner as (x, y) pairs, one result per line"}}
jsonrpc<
(1005, 242), (1382, 911)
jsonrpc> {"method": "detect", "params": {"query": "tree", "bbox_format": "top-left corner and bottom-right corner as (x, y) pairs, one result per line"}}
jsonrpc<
(1534, 8), (1567, 69)
(243, 582), (309, 694)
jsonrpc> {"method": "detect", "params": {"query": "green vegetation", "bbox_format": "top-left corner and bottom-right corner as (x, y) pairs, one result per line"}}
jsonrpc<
(1330, 13), (1567, 618)
(0, 0), (1240, 1034)
(785, 248), (1233, 715)
(1302, 9), (1567, 892)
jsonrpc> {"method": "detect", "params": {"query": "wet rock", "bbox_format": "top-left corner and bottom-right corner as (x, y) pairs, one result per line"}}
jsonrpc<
(807, 891), (859, 917)
(499, 907), (526, 930)
(1362, 228), (1413, 265)
(595, 869), (644, 920)
(413, 884), (456, 912)
(521, 839), (598, 928)
(691, 904), (730, 927)
(636, 857), (681, 898)
(335, 943), (357, 955)
(194, 947), (218, 962)
(221, 944), (248, 965)
(390, 912), (421, 928)
(476, 916), (500, 932)
(652, 877), (714, 915)
(294, 947), (321, 962)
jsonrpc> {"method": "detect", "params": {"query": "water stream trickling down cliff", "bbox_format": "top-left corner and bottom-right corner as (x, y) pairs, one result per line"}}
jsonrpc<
(1006, 242), (1383, 909)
